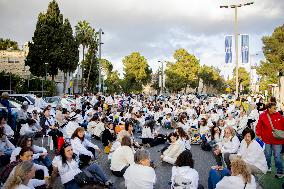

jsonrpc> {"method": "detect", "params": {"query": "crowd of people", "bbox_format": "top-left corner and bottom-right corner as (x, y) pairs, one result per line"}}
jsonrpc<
(0, 91), (284, 189)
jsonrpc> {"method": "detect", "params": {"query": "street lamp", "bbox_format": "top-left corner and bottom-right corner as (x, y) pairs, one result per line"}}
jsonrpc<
(249, 53), (259, 93)
(98, 28), (104, 93)
(45, 63), (48, 81)
(158, 60), (165, 95)
(220, 2), (254, 98)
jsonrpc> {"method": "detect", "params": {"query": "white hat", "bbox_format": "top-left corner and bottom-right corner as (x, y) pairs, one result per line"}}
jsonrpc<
(23, 101), (29, 105)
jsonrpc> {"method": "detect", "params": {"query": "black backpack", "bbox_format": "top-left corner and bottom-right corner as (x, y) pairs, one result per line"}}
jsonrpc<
(201, 141), (212, 151)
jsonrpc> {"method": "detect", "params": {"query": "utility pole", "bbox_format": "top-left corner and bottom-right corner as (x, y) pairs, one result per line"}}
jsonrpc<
(98, 28), (104, 93)
(220, 2), (254, 98)
(158, 60), (165, 95)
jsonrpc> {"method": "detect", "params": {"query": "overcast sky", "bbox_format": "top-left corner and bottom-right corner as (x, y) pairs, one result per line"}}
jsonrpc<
(1, 0), (283, 79)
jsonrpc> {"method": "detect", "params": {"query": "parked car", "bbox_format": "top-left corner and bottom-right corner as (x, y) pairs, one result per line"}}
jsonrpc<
(44, 96), (75, 109)
(9, 94), (35, 106)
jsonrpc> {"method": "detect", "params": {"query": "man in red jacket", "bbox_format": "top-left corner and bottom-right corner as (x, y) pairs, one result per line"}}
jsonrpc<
(256, 102), (284, 178)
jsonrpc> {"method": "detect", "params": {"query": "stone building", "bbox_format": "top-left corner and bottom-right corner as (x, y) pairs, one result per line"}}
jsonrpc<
(0, 42), (30, 78)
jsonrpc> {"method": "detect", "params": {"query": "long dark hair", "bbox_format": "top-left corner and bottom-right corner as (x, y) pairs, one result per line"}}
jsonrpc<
(175, 150), (194, 168)
(17, 135), (33, 148)
(176, 127), (189, 140)
(59, 142), (76, 165)
(211, 126), (221, 140)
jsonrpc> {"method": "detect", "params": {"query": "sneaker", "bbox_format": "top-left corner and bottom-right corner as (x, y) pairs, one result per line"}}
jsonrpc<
(267, 168), (272, 173)
(275, 173), (284, 179)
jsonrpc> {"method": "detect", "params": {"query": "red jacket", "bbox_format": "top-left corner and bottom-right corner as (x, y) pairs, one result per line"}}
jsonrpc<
(256, 110), (284, 145)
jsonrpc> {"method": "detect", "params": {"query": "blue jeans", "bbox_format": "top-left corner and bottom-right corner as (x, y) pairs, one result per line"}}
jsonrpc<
(84, 163), (108, 184)
(33, 155), (52, 167)
(265, 144), (283, 174)
(208, 168), (230, 189)
(64, 179), (80, 189)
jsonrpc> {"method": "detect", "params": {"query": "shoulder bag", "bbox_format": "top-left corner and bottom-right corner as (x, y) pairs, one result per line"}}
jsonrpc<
(267, 113), (284, 140)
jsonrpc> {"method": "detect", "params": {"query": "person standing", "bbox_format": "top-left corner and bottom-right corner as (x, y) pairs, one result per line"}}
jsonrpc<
(256, 102), (284, 178)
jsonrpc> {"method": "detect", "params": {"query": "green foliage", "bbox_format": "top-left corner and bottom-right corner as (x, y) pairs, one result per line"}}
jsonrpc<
(83, 48), (99, 92)
(198, 65), (226, 93)
(105, 71), (122, 94)
(229, 67), (250, 94)
(26, 0), (75, 80)
(122, 52), (152, 93)
(165, 48), (200, 92)
(0, 38), (19, 50)
(257, 24), (284, 92)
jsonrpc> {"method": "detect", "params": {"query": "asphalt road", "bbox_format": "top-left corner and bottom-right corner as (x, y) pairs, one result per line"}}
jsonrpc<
(35, 127), (262, 189)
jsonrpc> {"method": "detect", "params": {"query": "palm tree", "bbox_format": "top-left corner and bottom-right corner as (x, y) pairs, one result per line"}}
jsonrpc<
(75, 20), (95, 93)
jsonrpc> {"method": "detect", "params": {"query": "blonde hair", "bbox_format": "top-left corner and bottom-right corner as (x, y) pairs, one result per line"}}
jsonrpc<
(117, 130), (130, 142)
(4, 161), (34, 189)
(224, 126), (236, 138)
(231, 158), (252, 184)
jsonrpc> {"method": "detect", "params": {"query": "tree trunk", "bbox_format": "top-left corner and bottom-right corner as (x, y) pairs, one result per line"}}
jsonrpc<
(86, 53), (94, 91)
(81, 45), (85, 94)
(63, 72), (67, 94)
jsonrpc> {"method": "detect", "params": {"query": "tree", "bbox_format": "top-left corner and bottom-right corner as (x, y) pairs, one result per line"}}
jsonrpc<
(228, 67), (250, 94)
(59, 19), (79, 93)
(105, 71), (121, 94)
(198, 65), (225, 93)
(257, 24), (284, 103)
(122, 52), (152, 93)
(26, 0), (65, 80)
(0, 38), (19, 50)
(75, 20), (95, 92)
(165, 48), (200, 93)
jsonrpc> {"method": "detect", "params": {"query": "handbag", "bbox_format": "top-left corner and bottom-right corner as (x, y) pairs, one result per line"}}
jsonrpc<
(267, 113), (284, 140)
(74, 171), (93, 186)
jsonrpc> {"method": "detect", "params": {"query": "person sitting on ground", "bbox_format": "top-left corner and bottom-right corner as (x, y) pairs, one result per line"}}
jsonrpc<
(178, 113), (190, 132)
(1, 147), (49, 187)
(160, 132), (185, 165)
(125, 120), (141, 149)
(141, 119), (156, 147)
(0, 127), (15, 167)
(51, 142), (111, 189)
(64, 111), (80, 139)
(101, 122), (116, 147)
(175, 127), (191, 151)
(108, 130), (129, 161)
(0, 115), (14, 138)
(3, 161), (46, 189)
(212, 126), (240, 170)
(124, 149), (156, 189)
(17, 101), (30, 124)
(229, 128), (268, 175)
(71, 127), (101, 168)
(20, 119), (42, 138)
(10, 136), (52, 173)
(209, 125), (222, 148)
(171, 150), (202, 189)
(110, 135), (134, 177)
(215, 158), (256, 189)
(87, 114), (105, 140)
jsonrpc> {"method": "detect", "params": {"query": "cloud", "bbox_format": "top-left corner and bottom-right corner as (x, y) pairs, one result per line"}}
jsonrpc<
(0, 0), (283, 79)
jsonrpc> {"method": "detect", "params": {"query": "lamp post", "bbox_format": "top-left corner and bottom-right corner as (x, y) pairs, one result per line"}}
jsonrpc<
(44, 63), (48, 97)
(249, 53), (258, 93)
(220, 2), (254, 98)
(158, 60), (165, 95)
(98, 28), (104, 92)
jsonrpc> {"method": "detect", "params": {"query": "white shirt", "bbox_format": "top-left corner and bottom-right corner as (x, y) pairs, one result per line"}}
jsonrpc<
(163, 140), (185, 160)
(20, 123), (38, 136)
(0, 137), (15, 153)
(71, 137), (99, 158)
(110, 146), (134, 171)
(237, 140), (268, 173)
(219, 136), (240, 154)
(52, 156), (82, 184)
(10, 145), (47, 163)
(171, 166), (199, 189)
(181, 138), (191, 151)
(14, 179), (46, 189)
(3, 124), (14, 137)
(64, 121), (80, 139)
(142, 127), (154, 139)
(124, 163), (156, 189)
(216, 175), (256, 189)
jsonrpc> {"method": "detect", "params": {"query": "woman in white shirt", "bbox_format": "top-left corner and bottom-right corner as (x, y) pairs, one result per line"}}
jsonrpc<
(110, 135), (134, 177)
(141, 120), (156, 146)
(87, 114), (105, 140)
(175, 127), (191, 151)
(230, 128), (268, 175)
(20, 119), (42, 138)
(108, 130), (129, 161)
(10, 136), (52, 173)
(213, 126), (240, 170)
(161, 132), (185, 165)
(124, 149), (156, 189)
(0, 127), (15, 167)
(178, 114), (190, 132)
(51, 143), (111, 189)
(71, 127), (101, 168)
(216, 158), (256, 189)
(236, 110), (248, 134)
(4, 161), (45, 189)
(171, 150), (200, 189)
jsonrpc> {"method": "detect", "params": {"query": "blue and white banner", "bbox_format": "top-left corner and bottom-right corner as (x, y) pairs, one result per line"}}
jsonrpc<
(241, 34), (249, 63)
(225, 35), (232, 63)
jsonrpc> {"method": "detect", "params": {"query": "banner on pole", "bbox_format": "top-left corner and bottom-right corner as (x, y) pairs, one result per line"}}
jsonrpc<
(241, 34), (249, 63)
(225, 35), (232, 63)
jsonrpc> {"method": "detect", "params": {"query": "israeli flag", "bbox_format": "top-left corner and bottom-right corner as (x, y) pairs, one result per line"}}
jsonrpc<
(225, 35), (232, 63)
(241, 35), (249, 63)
